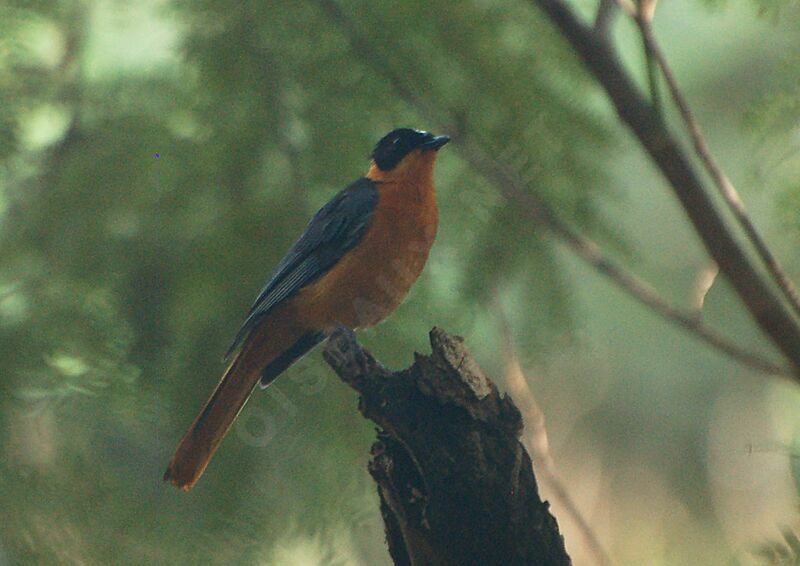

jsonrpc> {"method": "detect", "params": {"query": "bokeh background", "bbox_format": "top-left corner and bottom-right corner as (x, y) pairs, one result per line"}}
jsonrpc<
(1, 0), (799, 564)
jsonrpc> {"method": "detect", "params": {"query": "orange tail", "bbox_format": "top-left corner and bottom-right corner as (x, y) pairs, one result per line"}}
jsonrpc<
(164, 317), (302, 491)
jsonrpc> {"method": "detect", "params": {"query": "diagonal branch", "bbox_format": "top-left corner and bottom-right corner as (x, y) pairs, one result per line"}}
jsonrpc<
(317, 0), (789, 377)
(634, 14), (800, 320)
(529, 0), (800, 378)
(460, 140), (788, 377)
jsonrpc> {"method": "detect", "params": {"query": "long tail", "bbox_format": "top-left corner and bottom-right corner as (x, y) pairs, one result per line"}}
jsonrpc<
(164, 317), (303, 491)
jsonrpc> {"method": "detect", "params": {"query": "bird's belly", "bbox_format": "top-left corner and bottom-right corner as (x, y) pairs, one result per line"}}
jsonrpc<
(335, 245), (430, 328)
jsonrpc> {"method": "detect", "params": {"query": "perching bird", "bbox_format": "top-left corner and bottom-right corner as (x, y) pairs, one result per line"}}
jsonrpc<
(164, 128), (449, 491)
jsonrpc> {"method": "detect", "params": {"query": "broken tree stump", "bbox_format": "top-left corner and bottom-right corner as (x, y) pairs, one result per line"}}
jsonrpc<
(323, 326), (571, 566)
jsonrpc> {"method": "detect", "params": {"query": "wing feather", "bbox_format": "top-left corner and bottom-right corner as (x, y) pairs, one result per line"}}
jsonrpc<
(224, 177), (379, 360)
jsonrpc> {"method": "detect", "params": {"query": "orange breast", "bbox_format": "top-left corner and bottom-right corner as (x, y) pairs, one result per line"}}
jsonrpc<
(294, 177), (438, 330)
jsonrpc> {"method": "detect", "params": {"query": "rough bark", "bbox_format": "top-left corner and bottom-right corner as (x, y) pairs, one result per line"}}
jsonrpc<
(323, 326), (571, 566)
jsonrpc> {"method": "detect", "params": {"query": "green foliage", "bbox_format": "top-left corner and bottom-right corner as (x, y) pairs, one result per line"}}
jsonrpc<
(0, 1), (616, 562)
(0, 0), (798, 564)
(699, 0), (796, 20)
(744, 52), (800, 137)
(793, 434), (800, 497)
(744, 45), (800, 239)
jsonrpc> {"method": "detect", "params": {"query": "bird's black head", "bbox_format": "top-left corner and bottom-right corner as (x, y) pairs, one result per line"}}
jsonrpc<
(371, 128), (450, 172)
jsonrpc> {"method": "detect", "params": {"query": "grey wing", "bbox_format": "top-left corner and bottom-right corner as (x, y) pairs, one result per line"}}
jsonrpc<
(223, 177), (379, 360)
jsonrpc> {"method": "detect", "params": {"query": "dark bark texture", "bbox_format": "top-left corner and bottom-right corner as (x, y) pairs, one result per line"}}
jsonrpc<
(323, 326), (571, 566)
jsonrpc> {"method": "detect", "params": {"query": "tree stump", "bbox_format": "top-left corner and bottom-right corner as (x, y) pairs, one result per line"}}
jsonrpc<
(323, 326), (571, 566)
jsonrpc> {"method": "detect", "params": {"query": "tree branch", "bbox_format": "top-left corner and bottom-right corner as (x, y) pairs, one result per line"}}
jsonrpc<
(529, 0), (800, 377)
(458, 140), (788, 377)
(323, 326), (571, 565)
(317, 0), (790, 378)
(634, 15), (800, 320)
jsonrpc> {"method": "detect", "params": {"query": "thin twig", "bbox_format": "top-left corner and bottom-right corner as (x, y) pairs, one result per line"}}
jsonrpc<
(530, 0), (800, 377)
(462, 142), (788, 376)
(316, 0), (790, 377)
(638, 0), (662, 117)
(635, 18), (800, 320)
(594, 0), (618, 37)
(495, 295), (612, 566)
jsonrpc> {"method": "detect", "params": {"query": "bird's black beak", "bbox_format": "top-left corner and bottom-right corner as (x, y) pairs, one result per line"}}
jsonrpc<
(421, 135), (450, 150)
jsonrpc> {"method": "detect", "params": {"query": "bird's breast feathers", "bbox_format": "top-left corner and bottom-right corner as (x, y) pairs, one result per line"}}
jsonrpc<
(295, 181), (438, 330)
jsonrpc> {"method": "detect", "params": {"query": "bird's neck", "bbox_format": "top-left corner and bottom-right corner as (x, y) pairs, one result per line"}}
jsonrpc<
(365, 154), (439, 204)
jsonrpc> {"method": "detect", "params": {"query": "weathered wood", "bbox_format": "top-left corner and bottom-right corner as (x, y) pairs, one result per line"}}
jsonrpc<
(323, 326), (571, 566)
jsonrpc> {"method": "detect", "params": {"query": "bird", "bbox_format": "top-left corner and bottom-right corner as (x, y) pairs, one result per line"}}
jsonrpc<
(164, 128), (450, 491)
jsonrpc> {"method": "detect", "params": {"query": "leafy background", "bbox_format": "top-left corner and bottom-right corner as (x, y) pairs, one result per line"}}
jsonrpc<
(1, 0), (799, 564)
